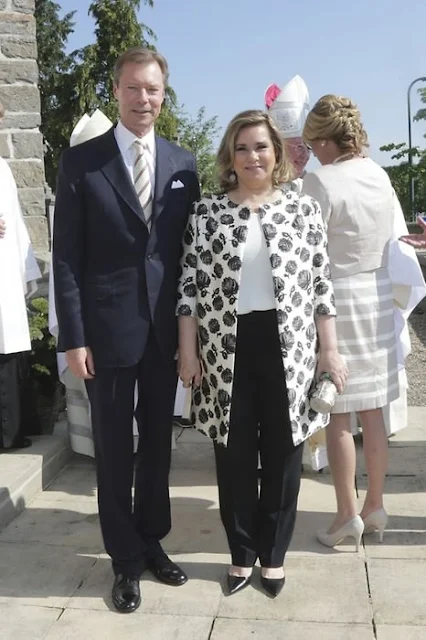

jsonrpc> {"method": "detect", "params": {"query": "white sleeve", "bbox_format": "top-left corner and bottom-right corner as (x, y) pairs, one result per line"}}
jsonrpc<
(303, 172), (332, 228)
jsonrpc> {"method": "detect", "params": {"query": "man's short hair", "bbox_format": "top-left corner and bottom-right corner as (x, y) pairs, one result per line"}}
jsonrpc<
(113, 47), (169, 87)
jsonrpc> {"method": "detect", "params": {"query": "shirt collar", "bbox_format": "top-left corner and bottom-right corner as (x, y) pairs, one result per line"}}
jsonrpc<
(115, 120), (156, 156)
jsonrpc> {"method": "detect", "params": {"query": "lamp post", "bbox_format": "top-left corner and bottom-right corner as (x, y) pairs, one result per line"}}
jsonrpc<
(407, 76), (426, 220)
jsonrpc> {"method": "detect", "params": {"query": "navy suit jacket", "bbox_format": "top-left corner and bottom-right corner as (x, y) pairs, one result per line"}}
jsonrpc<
(53, 126), (200, 368)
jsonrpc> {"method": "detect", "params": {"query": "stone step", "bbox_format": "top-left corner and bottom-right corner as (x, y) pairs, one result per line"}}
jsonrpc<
(0, 420), (71, 531)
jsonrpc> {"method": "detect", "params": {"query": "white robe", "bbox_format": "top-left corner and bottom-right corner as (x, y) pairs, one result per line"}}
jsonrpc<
(0, 158), (40, 354)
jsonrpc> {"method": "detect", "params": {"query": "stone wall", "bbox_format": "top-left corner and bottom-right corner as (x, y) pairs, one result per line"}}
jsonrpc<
(0, 0), (48, 256)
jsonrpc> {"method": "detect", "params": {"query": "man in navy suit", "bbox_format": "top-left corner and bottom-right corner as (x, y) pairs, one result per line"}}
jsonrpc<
(53, 47), (199, 613)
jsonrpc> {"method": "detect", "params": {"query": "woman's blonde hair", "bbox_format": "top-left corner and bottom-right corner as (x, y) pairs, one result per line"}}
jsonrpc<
(217, 110), (294, 192)
(303, 94), (369, 155)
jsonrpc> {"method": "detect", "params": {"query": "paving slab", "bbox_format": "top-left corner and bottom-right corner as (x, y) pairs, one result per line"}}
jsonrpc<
(169, 468), (219, 503)
(0, 542), (97, 608)
(45, 609), (213, 639)
(289, 476), (356, 556)
(368, 558), (426, 625)
(37, 461), (97, 503)
(0, 499), (103, 552)
(376, 625), (426, 639)
(356, 444), (426, 478)
(217, 556), (371, 623)
(171, 442), (216, 471)
(0, 603), (61, 639)
(211, 619), (374, 639)
(68, 553), (226, 617)
(358, 476), (426, 559)
(166, 502), (228, 555)
(175, 426), (211, 445)
(388, 408), (426, 444)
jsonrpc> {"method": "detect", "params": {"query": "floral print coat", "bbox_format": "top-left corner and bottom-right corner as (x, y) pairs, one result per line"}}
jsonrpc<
(177, 189), (336, 447)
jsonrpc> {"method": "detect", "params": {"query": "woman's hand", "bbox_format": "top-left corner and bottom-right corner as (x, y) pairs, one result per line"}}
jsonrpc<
(178, 352), (202, 388)
(316, 349), (348, 394)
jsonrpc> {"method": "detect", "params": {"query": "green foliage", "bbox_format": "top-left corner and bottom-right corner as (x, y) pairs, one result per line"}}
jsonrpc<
(177, 107), (220, 194)
(27, 297), (58, 394)
(73, 0), (153, 121)
(380, 85), (426, 219)
(35, 0), (219, 196)
(381, 142), (426, 220)
(35, 0), (77, 188)
(36, 0), (181, 187)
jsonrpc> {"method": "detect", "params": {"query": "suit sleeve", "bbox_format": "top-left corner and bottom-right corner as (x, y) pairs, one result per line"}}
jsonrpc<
(52, 151), (86, 351)
(176, 201), (199, 317)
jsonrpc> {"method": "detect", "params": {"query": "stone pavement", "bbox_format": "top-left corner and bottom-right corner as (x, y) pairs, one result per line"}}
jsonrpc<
(0, 408), (425, 639)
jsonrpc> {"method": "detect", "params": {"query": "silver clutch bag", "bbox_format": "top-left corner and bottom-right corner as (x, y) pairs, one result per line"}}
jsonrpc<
(310, 374), (338, 414)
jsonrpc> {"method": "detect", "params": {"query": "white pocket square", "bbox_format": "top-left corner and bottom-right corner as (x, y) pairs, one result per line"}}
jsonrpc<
(171, 179), (184, 189)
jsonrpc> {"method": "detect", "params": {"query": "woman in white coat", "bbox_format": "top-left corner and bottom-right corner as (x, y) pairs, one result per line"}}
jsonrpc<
(177, 110), (347, 597)
(0, 101), (41, 450)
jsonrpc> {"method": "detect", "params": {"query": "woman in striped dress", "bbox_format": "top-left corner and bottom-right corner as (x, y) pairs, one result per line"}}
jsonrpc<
(302, 95), (399, 548)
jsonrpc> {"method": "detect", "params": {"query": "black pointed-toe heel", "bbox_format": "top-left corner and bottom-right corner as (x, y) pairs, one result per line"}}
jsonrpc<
(260, 575), (285, 598)
(226, 573), (252, 596)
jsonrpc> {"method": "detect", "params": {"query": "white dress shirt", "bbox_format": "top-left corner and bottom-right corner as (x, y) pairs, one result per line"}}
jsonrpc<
(114, 120), (156, 193)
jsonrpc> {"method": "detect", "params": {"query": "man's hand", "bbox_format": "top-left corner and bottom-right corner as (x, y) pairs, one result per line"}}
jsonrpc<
(0, 218), (6, 238)
(66, 346), (95, 379)
(400, 216), (426, 249)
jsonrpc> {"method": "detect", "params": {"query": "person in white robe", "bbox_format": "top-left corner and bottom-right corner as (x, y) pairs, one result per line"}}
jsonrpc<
(265, 76), (328, 470)
(48, 110), (181, 456)
(365, 195), (426, 438)
(265, 75), (311, 194)
(48, 110), (122, 457)
(0, 101), (41, 449)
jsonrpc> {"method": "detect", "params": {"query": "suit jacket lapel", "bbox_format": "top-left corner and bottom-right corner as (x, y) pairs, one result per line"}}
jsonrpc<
(153, 137), (176, 221)
(99, 128), (146, 224)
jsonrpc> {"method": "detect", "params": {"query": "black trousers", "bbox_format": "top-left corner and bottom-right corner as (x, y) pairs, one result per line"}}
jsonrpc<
(85, 330), (177, 577)
(0, 352), (33, 449)
(214, 310), (303, 568)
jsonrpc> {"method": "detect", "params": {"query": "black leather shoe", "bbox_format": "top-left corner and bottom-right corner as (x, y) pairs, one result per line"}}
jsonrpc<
(260, 575), (285, 598)
(226, 573), (252, 596)
(112, 574), (141, 613)
(147, 556), (188, 586)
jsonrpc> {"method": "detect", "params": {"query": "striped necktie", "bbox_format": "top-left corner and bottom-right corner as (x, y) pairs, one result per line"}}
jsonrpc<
(132, 139), (152, 229)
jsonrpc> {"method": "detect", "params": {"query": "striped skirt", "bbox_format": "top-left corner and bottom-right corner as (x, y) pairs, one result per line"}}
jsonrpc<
(332, 268), (399, 413)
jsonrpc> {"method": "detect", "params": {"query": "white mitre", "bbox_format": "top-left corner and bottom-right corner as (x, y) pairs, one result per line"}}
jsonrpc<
(268, 75), (310, 139)
(69, 109), (113, 147)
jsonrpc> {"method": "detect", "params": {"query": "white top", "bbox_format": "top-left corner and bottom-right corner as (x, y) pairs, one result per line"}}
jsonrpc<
(303, 157), (394, 279)
(0, 158), (41, 354)
(114, 120), (156, 191)
(237, 213), (276, 315)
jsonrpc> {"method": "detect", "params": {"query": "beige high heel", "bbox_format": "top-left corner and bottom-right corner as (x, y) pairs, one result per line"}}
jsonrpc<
(362, 508), (388, 543)
(316, 515), (364, 551)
